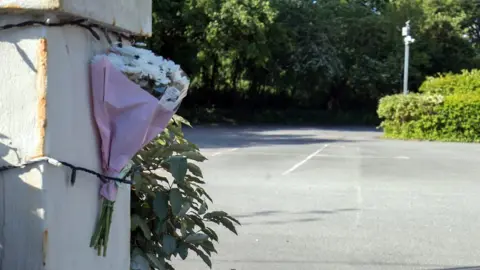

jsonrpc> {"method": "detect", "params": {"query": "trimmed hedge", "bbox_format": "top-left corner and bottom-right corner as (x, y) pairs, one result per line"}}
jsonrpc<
(419, 69), (480, 95)
(378, 93), (480, 142)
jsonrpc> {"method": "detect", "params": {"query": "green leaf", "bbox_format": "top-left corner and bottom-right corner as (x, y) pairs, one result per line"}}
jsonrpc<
(173, 114), (192, 127)
(169, 188), (184, 215)
(204, 211), (228, 219)
(178, 202), (191, 217)
(201, 240), (217, 254)
(146, 253), (166, 270)
(226, 215), (241, 225)
(187, 162), (203, 178)
(169, 143), (194, 153)
(218, 218), (238, 235)
(195, 187), (213, 202)
(131, 251), (150, 270)
(198, 201), (208, 215)
(165, 262), (175, 270)
(162, 235), (177, 255)
(186, 175), (206, 184)
(168, 156), (188, 182)
(177, 182), (201, 201)
(177, 243), (189, 260)
(190, 245), (212, 268)
(168, 124), (184, 138)
(156, 221), (168, 234)
(153, 191), (169, 220)
(203, 227), (219, 242)
(183, 151), (208, 162)
(185, 233), (209, 244)
(180, 219), (189, 237)
(131, 214), (152, 240)
(133, 171), (144, 187)
(188, 214), (206, 229)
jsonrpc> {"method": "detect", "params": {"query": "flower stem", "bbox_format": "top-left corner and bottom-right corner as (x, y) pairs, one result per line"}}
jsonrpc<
(90, 200), (107, 247)
(103, 202), (113, 257)
(90, 199), (115, 257)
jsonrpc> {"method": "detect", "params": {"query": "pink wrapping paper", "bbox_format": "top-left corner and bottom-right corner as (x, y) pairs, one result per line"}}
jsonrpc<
(90, 56), (175, 201)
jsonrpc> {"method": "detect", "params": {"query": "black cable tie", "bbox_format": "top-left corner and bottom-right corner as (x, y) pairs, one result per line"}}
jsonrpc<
(70, 168), (77, 186)
(102, 27), (113, 45)
(77, 24), (101, 40)
(116, 34), (122, 44)
(98, 175), (107, 183)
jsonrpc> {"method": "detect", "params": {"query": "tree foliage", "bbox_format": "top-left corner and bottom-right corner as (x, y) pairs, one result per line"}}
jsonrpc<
(145, 0), (479, 123)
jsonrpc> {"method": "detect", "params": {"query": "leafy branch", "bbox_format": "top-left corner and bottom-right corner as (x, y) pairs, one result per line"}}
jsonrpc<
(130, 115), (240, 270)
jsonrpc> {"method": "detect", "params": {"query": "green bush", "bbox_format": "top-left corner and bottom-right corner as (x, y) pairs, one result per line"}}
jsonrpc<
(378, 93), (480, 142)
(419, 69), (480, 95)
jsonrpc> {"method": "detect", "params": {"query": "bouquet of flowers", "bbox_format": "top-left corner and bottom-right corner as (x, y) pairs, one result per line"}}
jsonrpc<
(89, 43), (190, 256)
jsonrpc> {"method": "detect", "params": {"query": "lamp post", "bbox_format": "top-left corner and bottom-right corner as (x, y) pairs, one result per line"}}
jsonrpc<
(402, 21), (415, 95)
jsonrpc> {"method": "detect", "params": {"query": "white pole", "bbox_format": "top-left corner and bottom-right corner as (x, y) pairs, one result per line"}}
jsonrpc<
(403, 41), (410, 95)
(402, 21), (414, 95)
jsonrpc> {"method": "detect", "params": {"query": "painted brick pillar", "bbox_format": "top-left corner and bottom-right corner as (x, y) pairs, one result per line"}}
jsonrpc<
(0, 1), (151, 269)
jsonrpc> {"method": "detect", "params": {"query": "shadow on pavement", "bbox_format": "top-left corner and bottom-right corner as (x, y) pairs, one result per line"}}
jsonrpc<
(431, 267), (480, 270)
(183, 126), (375, 149)
(234, 208), (359, 226)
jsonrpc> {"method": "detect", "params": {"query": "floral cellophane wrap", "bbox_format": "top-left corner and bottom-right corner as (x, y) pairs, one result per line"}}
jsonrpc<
(90, 56), (176, 201)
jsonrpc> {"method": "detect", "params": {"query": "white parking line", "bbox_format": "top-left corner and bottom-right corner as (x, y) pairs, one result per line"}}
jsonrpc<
(314, 154), (410, 160)
(211, 148), (239, 157)
(282, 144), (329, 176)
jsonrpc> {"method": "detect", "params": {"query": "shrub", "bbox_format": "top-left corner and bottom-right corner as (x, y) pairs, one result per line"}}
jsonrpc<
(377, 93), (480, 142)
(438, 94), (480, 141)
(130, 115), (240, 270)
(377, 94), (444, 122)
(419, 69), (480, 95)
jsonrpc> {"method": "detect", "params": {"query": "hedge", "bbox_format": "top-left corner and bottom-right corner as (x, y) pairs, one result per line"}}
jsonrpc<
(419, 69), (480, 95)
(378, 93), (480, 142)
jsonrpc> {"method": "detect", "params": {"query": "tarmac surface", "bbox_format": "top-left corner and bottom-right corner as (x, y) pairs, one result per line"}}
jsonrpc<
(173, 126), (480, 270)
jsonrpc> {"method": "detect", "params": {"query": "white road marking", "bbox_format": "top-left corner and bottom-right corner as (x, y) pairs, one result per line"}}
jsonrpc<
(211, 148), (239, 157)
(354, 183), (363, 228)
(282, 145), (329, 175)
(314, 154), (410, 160)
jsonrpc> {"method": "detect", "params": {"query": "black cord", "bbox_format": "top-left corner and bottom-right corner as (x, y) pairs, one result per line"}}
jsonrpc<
(0, 18), (138, 44)
(0, 158), (133, 186)
(58, 161), (133, 185)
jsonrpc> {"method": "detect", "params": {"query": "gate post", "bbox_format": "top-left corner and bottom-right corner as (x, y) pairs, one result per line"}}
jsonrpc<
(0, 1), (151, 269)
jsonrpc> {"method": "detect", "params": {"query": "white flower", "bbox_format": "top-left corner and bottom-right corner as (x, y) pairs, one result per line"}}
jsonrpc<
(95, 44), (191, 101)
(130, 57), (160, 80)
(122, 65), (143, 75)
(107, 53), (130, 70)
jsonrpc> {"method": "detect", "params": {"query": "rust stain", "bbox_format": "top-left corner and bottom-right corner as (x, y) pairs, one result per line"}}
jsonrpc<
(139, 27), (152, 38)
(35, 38), (48, 158)
(139, 28), (152, 38)
(43, 229), (48, 266)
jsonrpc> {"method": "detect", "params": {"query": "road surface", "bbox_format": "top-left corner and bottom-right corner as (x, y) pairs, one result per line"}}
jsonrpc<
(173, 126), (480, 270)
